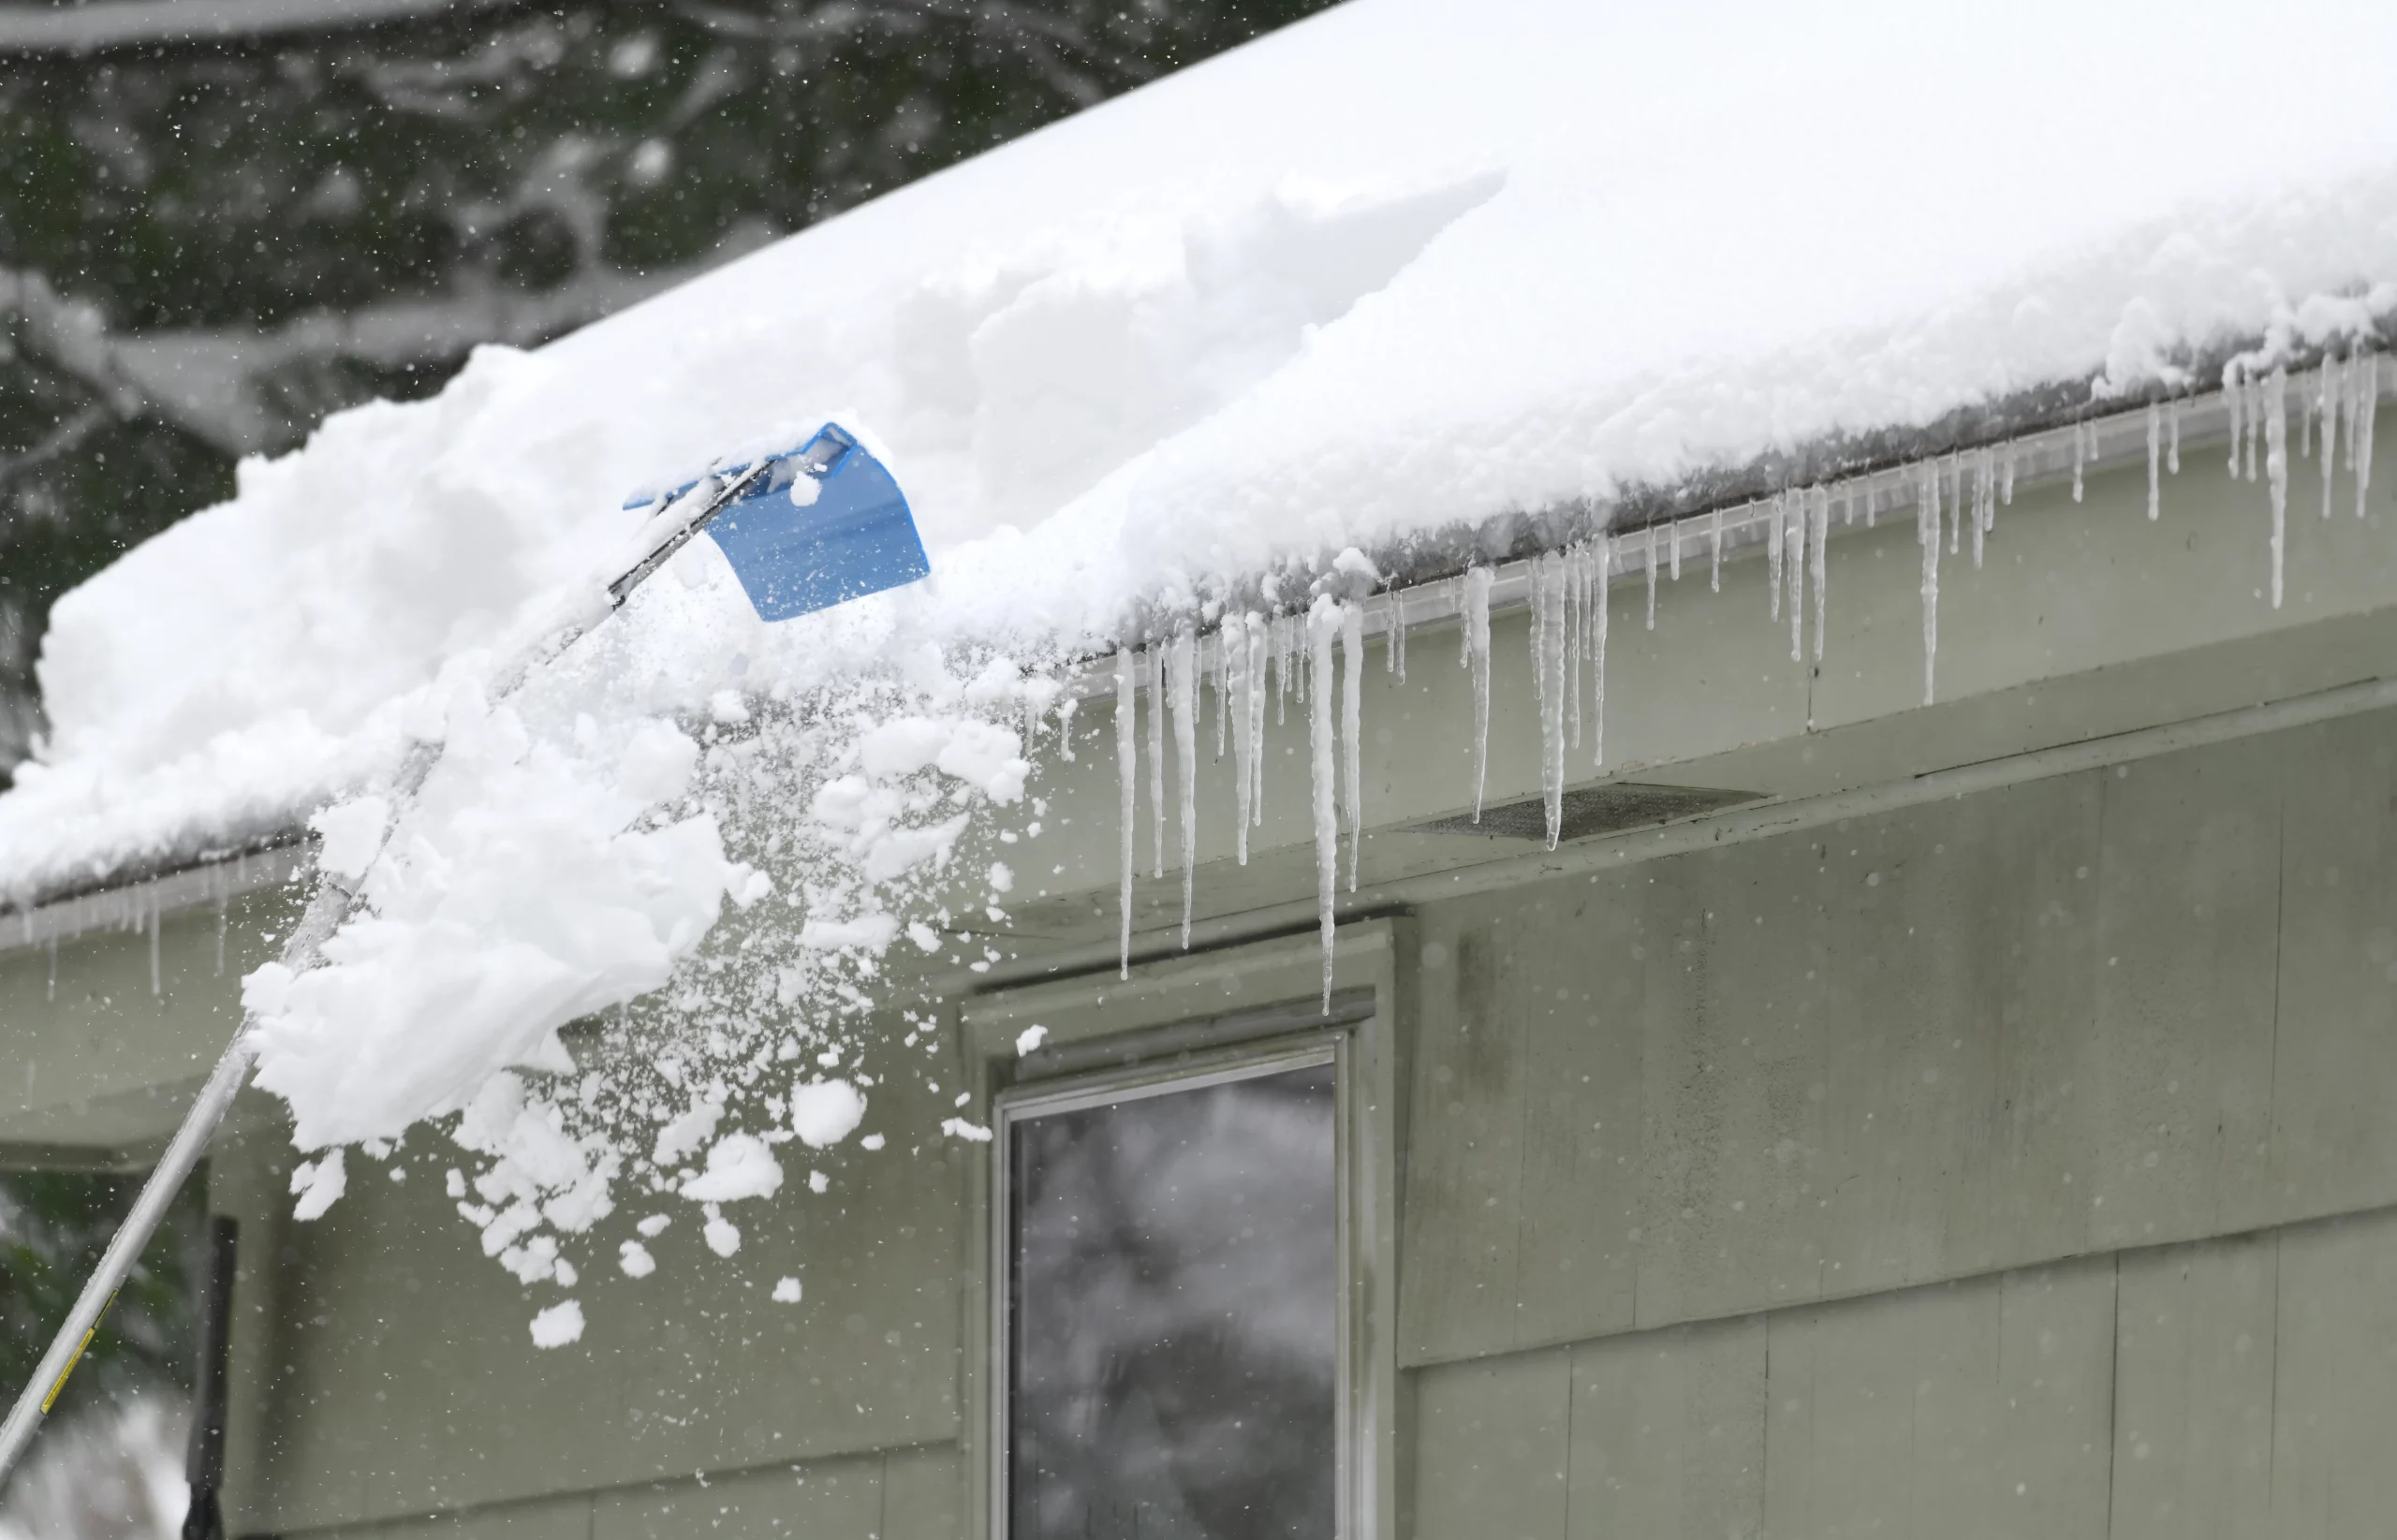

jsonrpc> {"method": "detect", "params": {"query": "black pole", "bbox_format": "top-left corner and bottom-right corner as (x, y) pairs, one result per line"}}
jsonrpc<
(181, 1217), (236, 1540)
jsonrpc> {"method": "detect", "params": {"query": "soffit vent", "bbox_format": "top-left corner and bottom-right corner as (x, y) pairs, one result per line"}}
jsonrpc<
(1410, 782), (1763, 843)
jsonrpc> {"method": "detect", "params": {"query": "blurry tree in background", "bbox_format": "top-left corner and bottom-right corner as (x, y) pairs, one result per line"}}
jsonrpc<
(0, 0), (1336, 776)
(0, 1170), (200, 1415)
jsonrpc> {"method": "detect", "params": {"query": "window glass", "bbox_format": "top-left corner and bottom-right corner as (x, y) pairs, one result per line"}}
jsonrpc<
(1007, 1058), (1337, 1540)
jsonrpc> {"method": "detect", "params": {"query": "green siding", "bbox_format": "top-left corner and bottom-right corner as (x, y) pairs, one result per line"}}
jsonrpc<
(1402, 711), (2397, 1365)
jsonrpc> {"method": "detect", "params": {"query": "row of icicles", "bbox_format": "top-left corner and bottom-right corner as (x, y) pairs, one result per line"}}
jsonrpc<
(1089, 349), (2381, 1005)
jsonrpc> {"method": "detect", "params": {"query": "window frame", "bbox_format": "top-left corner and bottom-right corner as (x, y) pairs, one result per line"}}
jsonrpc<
(992, 1032), (1352, 1540)
(957, 919), (1406, 1540)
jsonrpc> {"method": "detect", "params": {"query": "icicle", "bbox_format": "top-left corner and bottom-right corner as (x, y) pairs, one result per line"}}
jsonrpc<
(1710, 505), (1724, 591)
(2245, 373), (2261, 482)
(1865, 482), (1878, 529)
(2346, 353), (2363, 472)
(1307, 597), (1340, 1010)
(148, 902), (161, 997)
(1248, 613), (1270, 824)
(1386, 589), (1402, 675)
(1213, 629), (1228, 760)
(1531, 554), (1566, 848)
(214, 895), (228, 977)
(2146, 403), (2162, 521)
(1056, 696), (1078, 760)
(1785, 491), (1805, 662)
(1147, 646), (1166, 879)
(1766, 492), (1785, 620)
(1644, 522), (1659, 629)
(2072, 423), (2086, 503)
(1276, 615), (1292, 726)
(1463, 566), (1493, 818)
(1115, 647), (1136, 979)
(1669, 519), (1683, 582)
(1170, 628), (1198, 947)
(2266, 365), (2288, 609)
(2356, 352), (2378, 520)
(1973, 452), (1993, 566)
(1592, 538), (1610, 767)
(2228, 364), (2245, 477)
(1809, 486), (1830, 665)
(1392, 589), (1409, 682)
(2319, 353), (2342, 521)
(2000, 444), (2017, 506)
(2301, 389), (2316, 460)
(1341, 601), (1365, 890)
(1918, 466), (1940, 705)
(1948, 454), (1964, 556)
(47, 938), (56, 1004)
(2168, 399), (2182, 475)
(1566, 545), (1585, 750)
(1246, 612), (1265, 861)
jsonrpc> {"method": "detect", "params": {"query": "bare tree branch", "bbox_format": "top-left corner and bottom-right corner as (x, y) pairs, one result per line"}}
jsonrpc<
(1, 221), (777, 459)
(0, 403), (113, 494)
(0, 0), (521, 54)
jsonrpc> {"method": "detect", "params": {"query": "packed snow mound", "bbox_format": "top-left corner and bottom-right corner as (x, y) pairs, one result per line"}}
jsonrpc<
(9, 0), (2397, 901)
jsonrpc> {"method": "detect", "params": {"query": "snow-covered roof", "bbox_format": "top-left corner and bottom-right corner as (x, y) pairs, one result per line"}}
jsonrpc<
(10, 0), (2397, 904)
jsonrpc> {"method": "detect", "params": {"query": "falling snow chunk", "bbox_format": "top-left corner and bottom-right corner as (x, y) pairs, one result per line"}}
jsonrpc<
(289, 1148), (346, 1222)
(702, 1211), (741, 1257)
(529, 1300), (584, 1349)
(772, 1277), (802, 1303)
(941, 1117), (993, 1142)
(679, 1132), (783, 1203)
(788, 1078), (866, 1148)
(617, 1240), (655, 1278)
(1015, 1023), (1048, 1056)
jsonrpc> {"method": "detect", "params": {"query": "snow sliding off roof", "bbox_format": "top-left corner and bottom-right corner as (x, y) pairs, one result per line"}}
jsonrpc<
(12, 0), (2397, 899)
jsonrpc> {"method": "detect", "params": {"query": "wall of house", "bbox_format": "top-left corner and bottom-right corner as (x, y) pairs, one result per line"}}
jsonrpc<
(207, 697), (2397, 1540)
(1400, 704), (2397, 1540)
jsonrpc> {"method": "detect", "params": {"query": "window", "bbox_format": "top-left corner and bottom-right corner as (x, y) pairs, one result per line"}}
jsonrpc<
(996, 1042), (1346, 1540)
(964, 922), (1401, 1540)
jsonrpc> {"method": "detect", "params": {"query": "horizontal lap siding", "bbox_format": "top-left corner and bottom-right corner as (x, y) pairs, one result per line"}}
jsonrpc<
(1404, 705), (2397, 1540)
(1414, 1207), (2397, 1540)
(1401, 710), (2397, 1363)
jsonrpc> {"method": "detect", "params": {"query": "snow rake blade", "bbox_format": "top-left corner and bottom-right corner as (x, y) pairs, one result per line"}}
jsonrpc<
(0, 423), (926, 1483)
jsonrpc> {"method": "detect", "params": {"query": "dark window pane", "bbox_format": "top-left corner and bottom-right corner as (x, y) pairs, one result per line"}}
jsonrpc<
(1008, 1060), (1337, 1540)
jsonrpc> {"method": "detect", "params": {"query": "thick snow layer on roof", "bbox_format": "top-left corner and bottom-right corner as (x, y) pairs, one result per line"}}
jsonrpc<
(13, 0), (2397, 900)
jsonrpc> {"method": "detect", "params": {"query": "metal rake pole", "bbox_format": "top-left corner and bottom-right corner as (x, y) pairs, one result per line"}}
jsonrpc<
(0, 465), (762, 1483)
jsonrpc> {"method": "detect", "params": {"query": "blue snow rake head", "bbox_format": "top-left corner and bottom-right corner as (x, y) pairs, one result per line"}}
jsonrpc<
(626, 423), (931, 621)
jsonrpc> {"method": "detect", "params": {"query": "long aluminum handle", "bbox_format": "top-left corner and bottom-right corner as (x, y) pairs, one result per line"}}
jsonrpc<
(0, 466), (755, 1485)
(0, 870), (348, 1479)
